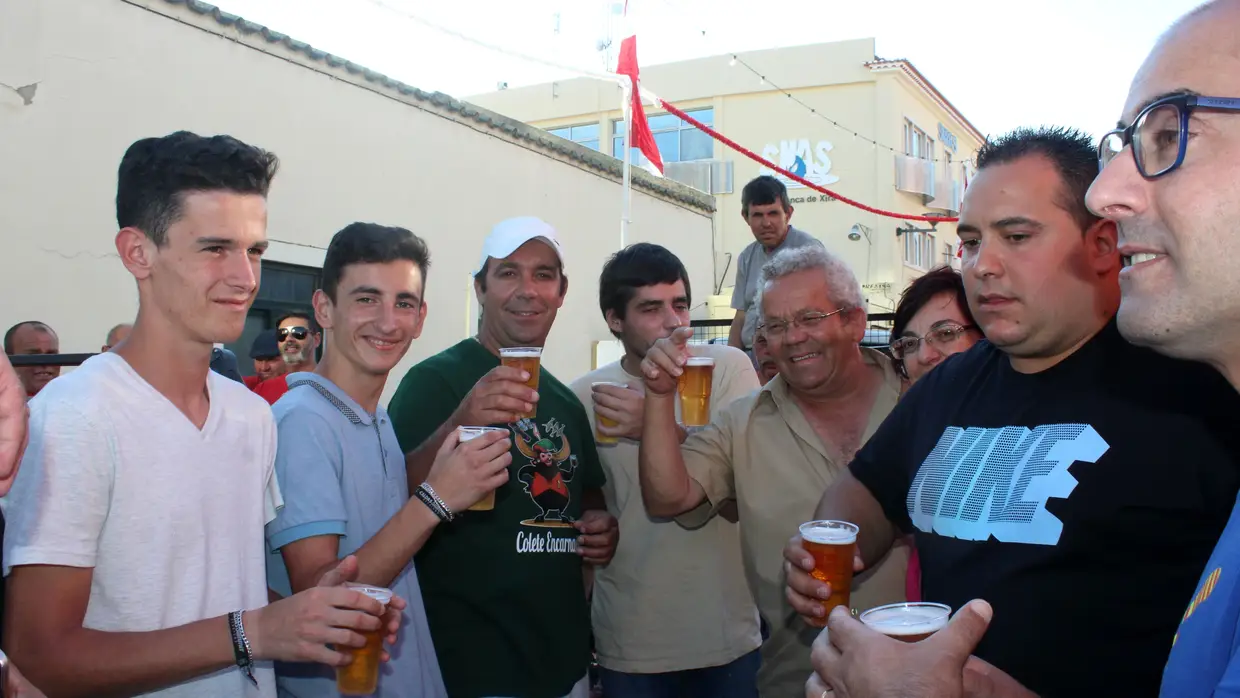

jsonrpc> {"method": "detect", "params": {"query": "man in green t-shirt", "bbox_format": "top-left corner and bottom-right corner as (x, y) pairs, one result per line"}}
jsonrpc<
(389, 216), (619, 698)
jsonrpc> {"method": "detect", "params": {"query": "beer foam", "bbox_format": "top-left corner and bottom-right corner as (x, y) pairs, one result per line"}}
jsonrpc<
(860, 603), (949, 636)
(500, 347), (542, 358)
(458, 426), (506, 441)
(346, 583), (393, 607)
(685, 356), (715, 367)
(799, 521), (858, 545)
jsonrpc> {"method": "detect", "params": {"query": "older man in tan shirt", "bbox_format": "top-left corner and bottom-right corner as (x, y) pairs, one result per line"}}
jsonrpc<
(637, 245), (909, 698)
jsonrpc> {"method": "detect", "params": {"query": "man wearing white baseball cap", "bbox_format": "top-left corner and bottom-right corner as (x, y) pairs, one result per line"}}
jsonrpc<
(389, 216), (619, 698)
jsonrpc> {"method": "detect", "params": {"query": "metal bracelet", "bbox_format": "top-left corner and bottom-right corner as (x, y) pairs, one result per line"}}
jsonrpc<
(420, 482), (456, 522)
(415, 484), (453, 522)
(228, 610), (258, 687)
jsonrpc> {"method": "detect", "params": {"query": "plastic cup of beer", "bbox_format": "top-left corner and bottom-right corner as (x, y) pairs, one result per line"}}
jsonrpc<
(677, 356), (715, 427)
(591, 381), (626, 445)
(860, 602), (951, 642)
(499, 347), (542, 419)
(799, 520), (859, 626)
(337, 583), (393, 696)
(457, 426), (509, 511)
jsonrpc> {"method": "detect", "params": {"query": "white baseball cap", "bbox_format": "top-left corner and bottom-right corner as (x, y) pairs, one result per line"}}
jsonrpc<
(473, 216), (566, 276)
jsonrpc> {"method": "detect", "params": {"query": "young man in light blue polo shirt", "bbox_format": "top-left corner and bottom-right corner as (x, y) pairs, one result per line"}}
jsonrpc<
(265, 222), (514, 697)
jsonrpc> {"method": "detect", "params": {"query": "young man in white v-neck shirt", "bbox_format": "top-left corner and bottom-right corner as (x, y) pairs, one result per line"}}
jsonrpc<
(1, 131), (399, 698)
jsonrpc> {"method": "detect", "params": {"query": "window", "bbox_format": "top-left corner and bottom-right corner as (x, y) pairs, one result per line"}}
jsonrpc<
(612, 108), (714, 165)
(904, 119), (935, 160)
(903, 231), (937, 269)
(546, 123), (600, 151)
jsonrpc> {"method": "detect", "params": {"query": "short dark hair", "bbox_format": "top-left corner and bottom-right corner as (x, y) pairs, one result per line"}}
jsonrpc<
(598, 243), (692, 337)
(116, 131), (279, 246)
(891, 267), (974, 378)
(892, 266), (974, 339)
(975, 126), (1101, 232)
(321, 222), (431, 302)
(741, 175), (791, 216)
(3, 321), (55, 354)
(276, 311), (319, 334)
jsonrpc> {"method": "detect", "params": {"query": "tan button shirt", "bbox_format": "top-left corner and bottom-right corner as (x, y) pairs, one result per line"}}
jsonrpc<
(679, 348), (910, 698)
(571, 343), (763, 673)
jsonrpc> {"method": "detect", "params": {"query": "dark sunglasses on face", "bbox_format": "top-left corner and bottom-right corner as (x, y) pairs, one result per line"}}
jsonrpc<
(278, 326), (309, 342)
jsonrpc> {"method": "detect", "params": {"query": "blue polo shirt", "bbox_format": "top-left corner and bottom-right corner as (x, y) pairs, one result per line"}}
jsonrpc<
(265, 373), (447, 698)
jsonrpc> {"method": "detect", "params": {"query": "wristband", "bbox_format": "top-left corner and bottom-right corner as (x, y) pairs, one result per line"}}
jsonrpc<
(422, 482), (455, 520)
(228, 610), (257, 687)
(415, 483), (455, 522)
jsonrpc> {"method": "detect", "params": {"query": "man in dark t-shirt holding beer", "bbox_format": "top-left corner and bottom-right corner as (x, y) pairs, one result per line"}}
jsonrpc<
(389, 217), (618, 698)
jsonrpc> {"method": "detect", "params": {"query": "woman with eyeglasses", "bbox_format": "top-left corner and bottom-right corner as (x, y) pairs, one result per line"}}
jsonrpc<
(890, 266), (982, 384)
(889, 266), (983, 604)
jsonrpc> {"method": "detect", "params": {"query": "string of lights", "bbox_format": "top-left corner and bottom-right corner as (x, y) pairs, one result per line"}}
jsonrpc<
(727, 53), (957, 163)
(362, 0), (627, 88)
(356, 0), (961, 223)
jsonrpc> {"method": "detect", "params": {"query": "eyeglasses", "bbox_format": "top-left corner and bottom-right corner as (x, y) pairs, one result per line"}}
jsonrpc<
(890, 323), (976, 361)
(277, 326), (309, 342)
(761, 307), (848, 340)
(1099, 93), (1240, 179)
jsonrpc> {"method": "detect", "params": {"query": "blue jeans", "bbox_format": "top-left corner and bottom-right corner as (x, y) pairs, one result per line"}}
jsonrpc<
(598, 649), (761, 698)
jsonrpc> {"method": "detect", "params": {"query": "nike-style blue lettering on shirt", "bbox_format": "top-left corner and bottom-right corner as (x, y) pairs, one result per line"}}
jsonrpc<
(851, 319), (1240, 698)
(1162, 494), (1240, 696)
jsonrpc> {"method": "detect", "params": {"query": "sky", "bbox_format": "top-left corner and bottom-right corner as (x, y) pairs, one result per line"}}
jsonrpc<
(211, 0), (1206, 141)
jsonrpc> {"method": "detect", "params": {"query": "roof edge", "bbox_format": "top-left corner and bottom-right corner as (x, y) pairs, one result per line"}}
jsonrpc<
(865, 58), (986, 146)
(147, 0), (715, 213)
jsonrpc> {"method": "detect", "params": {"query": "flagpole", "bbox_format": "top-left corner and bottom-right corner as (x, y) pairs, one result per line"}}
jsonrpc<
(621, 76), (633, 250)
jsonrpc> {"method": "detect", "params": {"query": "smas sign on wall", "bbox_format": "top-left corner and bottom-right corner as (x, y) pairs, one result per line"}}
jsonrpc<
(759, 139), (840, 188)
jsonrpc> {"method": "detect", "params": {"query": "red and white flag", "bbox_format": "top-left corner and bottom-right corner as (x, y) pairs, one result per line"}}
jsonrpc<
(615, 3), (663, 175)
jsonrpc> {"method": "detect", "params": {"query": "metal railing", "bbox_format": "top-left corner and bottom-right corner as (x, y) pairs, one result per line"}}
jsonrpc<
(8, 353), (95, 368)
(8, 313), (899, 369)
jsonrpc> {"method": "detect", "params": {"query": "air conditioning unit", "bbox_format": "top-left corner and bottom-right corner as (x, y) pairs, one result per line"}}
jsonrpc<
(663, 160), (734, 195)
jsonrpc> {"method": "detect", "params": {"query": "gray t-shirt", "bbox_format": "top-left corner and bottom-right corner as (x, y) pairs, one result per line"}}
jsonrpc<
(265, 373), (447, 698)
(730, 226), (823, 348)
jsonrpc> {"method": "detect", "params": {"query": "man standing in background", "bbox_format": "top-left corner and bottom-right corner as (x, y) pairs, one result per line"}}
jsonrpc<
(102, 323), (132, 352)
(3, 322), (59, 397)
(570, 243), (762, 697)
(727, 176), (822, 359)
(277, 312), (321, 374)
(244, 329), (289, 405)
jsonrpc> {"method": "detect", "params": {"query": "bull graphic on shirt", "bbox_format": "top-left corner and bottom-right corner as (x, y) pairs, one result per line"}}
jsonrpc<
(512, 419), (578, 525)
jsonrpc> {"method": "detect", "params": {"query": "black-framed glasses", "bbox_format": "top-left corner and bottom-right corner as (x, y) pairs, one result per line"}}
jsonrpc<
(762, 307), (848, 340)
(890, 323), (976, 361)
(277, 326), (309, 342)
(1099, 93), (1240, 179)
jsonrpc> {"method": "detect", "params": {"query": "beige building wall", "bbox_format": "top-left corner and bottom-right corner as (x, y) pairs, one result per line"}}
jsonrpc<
(0, 0), (715, 402)
(470, 39), (986, 317)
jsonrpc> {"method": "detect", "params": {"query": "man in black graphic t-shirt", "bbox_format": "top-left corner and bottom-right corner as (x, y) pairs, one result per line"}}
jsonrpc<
(787, 128), (1240, 698)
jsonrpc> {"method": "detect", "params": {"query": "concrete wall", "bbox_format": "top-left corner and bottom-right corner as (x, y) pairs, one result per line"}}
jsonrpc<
(0, 0), (715, 402)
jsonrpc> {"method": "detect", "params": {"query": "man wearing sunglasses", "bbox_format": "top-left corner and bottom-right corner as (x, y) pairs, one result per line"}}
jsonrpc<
(789, 126), (1240, 698)
(277, 312), (321, 374)
(1088, 2), (1240, 694)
